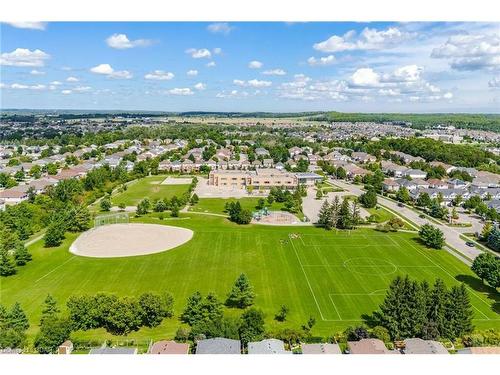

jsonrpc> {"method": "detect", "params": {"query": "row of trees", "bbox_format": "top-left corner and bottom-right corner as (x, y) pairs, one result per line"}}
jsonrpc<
(317, 196), (361, 230)
(67, 292), (174, 335)
(375, 276), (473, 340)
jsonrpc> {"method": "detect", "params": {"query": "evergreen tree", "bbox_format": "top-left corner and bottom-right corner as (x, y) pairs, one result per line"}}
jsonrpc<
(337, 198), (353, 229)
(226, 273), (255, 308)
(426, 279), (448, 338)
(351, 200), (361, 227)
(0, 247), (17, 276)
(359, 190), (377, 208)
(445, 284), (473, 339)
(317, 200), (333, 229)
(14, 243), (32, 266)
(180, 291), (203, 325)
(315, 189), (323, 200)
(416, 192), (432, 208)
(8, 303), (29, 332)
(41, 294), (60, 325)
(487, 227), (500, 252)
(100, 197), (111, 212)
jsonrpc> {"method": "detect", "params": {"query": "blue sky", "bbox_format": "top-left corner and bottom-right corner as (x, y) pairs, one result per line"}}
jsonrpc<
(1, 22), (499, 112)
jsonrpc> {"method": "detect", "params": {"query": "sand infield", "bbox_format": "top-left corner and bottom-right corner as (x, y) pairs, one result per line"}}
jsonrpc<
(70, 223), (193, 258)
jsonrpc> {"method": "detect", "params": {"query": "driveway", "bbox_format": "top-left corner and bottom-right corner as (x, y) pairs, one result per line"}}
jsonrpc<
(331, 179), (483, 262)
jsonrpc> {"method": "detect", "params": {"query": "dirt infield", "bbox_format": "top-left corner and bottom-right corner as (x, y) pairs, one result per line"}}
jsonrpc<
(161, 177), (193, 185)
(70, 223), (193, 258)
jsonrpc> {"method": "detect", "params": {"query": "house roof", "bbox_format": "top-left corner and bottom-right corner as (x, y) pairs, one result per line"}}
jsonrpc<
(348, 339), (398, 354)
(89, 347), (137, 354)
(149, 340), (190, 354)
(248, 339), (289, 354)
(301, 343), (342, 354)
(404, 338), (448, 354)
(195, 338), (241, 354)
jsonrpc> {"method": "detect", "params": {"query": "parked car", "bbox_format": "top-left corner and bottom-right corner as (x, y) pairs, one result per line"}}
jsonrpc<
(465, 242), (475, 247)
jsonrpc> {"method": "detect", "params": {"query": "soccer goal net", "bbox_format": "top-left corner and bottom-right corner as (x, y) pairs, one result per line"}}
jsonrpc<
(94, 212), (130, 227)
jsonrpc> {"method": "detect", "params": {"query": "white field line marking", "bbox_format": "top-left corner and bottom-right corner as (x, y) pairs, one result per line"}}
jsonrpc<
(289, 234), (327, 321)
(35, 256), (76, 283)
(402, 238), (491, 320)
(328, 294), (343, 320)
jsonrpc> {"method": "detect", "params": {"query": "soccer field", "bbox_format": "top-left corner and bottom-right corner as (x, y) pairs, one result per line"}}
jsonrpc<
(289, 231), (499, 323)
(1, 214), (498, 343)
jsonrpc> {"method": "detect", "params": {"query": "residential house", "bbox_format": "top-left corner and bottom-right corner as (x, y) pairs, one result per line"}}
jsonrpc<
(427, 178), (449, 189)
(0, 186), (30, 204)
(392, 151), (425, 165)
(255, 147), (270, 157)
(195, 338), (241, 354)
(351, 152), (376, 164)
(347, 339), (399, 355)
(344, 164), (371, 179)
(402, 169), (427, 179)
(296, 172), (323, 186)
(429, 161), (455, 174)
(301, 343), (341, 354)
(288, 146), (302, 157)
(58, 341), (74, 355)
(381, 160), (407, 177)
(89, 347), (138, 354)
(382, 178), (400, 192)
(148, 340), (190, 354)
(403, 338), (448, 354)
(248, 339), (290, 354)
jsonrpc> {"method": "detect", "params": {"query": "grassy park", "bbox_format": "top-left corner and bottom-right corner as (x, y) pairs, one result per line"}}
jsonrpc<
(188, 197), (287, 216)
(2, 213), (498, 344)
(111, 175), (191, 206)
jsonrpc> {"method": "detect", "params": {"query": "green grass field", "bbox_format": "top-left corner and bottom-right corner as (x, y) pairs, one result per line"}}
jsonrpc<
(1, 214), (498, 345)
(188, 197), (287, 216)
(111, 175), (191, 206)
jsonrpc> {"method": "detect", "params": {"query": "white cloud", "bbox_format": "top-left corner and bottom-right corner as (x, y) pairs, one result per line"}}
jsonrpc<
(233, 79), (272, 88)
(73, 86), (92, 92)
(248, 60), (263, 69)
(168, 88), (194, 96)
(213, 48), (222, 55)
(313, 27), (414, 52)
(216, 90), (251, 99)
(66, 76), (79, 82)
(194, 82), (206, 90)
(0, 48), (50, 67)
(262, 69), (286, 76)
(351, 68), (381, 86)
(307, 55), (336, 66)
(5, 22), (47, 30)
(106, 34), (152, 49)
(431, 33), (500, 71)
(186, 48), (212, 59)
(9, 83), (46, 90)
(61, 90), (72, 95)
(278, 65), (451, 103)
(187, 69), (198, 76)
(30, 69), (45, 75)
(50, 81), (62, 85)
(206, 61), (216, 68)
(144, 70), (175, 80)
(90, 64), (132, 79)
(489, 77), (500, 88)
(207, 23), (233, 35)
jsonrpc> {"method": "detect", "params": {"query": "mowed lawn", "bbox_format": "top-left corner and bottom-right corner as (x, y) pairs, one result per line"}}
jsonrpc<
(111, 175), (191, 206)
(1, 214), (498, 345)
(188, 197), (287, 216)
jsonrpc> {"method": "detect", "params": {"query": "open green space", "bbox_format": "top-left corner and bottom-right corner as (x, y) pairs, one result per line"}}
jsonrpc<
(188, 197), (287, 216)
(1, 214), (498, 345)
(111, 175), (191, 206)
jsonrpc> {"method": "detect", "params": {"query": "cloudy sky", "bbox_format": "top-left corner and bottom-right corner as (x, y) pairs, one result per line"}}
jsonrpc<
(1, 22), (499, 112)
